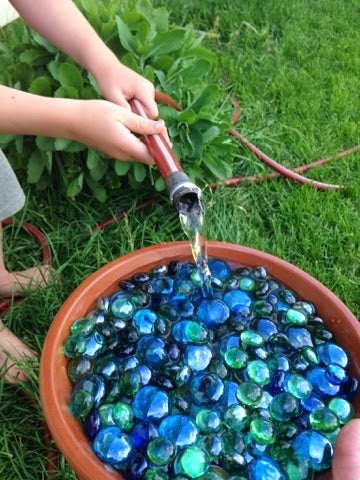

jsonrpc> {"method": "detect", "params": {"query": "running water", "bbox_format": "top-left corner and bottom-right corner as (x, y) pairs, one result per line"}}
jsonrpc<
(178, 195), (212, 297)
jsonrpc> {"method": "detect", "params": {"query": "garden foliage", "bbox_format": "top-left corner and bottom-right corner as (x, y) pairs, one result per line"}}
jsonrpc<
(0, 0), (238, 201)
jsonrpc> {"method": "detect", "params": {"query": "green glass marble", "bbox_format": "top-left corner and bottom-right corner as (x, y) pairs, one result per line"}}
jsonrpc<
(147, 436), (177, 466)
(145, 468), (169, 480)
(186, 322), (209, 344)
(98, 404), (115, 426)
(270, 440), (293, 462)
(236, 381), (263, 406)
(240, 330), (264, 348)
(309, 407), (339, 432)
(175, 446), (210, 478)
(70, 317), (95, 336)
(224, 404), (249, 432)
(285, 373), (313, 399)
(64, 334), (86, 358)
(269, 393), (299, 421)
(224, 347), (248, 369)
(250, 417), (275, 444)
(286, 308), (308, 325)
(222, 430), (246, 456)
(251, 300), (273, 316)
(301, 346), (319, 365)
(328, 397), (354, 425)
(246, 360), (270, 386)
(239, 276), (255, 291)
(69, 389), (94, 419)
(112, 402), (134, 431)
(195, 408), (221, 433)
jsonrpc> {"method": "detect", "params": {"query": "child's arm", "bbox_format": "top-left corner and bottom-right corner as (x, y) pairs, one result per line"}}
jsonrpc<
(9, 0), (158, 117)
(0, 84), (165, 164)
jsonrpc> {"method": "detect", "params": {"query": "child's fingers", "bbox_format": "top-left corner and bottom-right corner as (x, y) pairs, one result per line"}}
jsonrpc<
(333, 419), (360, 480)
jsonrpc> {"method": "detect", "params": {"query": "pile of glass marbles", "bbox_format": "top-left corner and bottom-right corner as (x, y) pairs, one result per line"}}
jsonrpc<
(64, 259), (358, 480)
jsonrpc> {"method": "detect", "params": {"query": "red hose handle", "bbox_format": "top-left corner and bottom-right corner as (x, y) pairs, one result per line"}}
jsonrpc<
(129, 98), (183, 179)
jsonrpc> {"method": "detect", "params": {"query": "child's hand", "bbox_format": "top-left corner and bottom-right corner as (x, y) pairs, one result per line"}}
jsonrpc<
(94, 60), (158, 119)
(69, 99), (165, 164)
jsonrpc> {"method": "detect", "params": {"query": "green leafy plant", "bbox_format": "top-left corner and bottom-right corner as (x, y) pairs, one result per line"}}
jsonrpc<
(0, 0), (238, 202)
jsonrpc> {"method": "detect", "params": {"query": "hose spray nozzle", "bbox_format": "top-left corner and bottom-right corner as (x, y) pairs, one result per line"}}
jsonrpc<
(129, 98), (203, 214)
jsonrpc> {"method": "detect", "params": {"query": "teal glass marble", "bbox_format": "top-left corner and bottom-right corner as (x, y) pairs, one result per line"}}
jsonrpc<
(112, 402), (134, 430)
(284, 373), (313, 399)
(248, 457), (286, 480)
(224, 347), (248, 369)
(133, 308), (158, 334)
(198, 434), (223, 461)
(110, 295), (135, 319)
(70, 317), (95, 336)
(147, 436), (177, 465)
(269, 393), (300, 421)
(69, 389), (94, 419)
(67, 356), (93, 382)
(236, 382), (263, 406)
(246, 360), (270, 386)
(328, 397), (354, 424)
(172, 320), (208, 344)
(195, 408), (221, 433)
(64, 334), (86, 357)
(174, 446), (211, 478)
(224, 404), (249, 432)
(286, 308), (308, 326)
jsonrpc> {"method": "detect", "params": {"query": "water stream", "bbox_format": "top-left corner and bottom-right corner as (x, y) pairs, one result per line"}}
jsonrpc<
(178, 195), (212, 297)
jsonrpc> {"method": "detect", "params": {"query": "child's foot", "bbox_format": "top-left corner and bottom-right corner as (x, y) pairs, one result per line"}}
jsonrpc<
(0, 320), (36, 383)
(0, 263), (53, 298)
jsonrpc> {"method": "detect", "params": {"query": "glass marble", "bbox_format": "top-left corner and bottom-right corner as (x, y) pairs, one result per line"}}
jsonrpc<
(92, 426), (133, 465)
(306, 367), (340, 397)
(133, 386), (171, 422)
(195, 408), (221, 433)
(196, 299), (230, 328)
(284, 373), (312, 399)
(224, 347), (248, 369)
(286, 308), (308, 326)
(292, 430), (333, 471)
(67, 357), (93, 382)
(309, 407), (339, 432)
(316, 342), (349, 367)
(174, 446), (211, 478)
(70, 317), (95, 336)
(223, 289), (252, 314)
(250, 417), (275, 445)
(328, 397), (354, 424)
(172, 320), (208, 344)
(147, 436), (176, 465)
(224, 404), (249, 432)
(248, 457), (286, 480)
(236, 382), (263, 406)
(240, 330), (264, 348)
(133, 308), (158, 334)
(190, 373), (224, 405)
(246, 360), (270, 386)
(112, 402), (134, 430)
(269, 393), (299, 421)
(185, 345), (212, 372)
(111, 295), (135, 319)
(159, 415), (198, 448)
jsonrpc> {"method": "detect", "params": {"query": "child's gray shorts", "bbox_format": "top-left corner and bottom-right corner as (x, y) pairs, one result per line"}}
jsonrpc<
(0, 149), (25, 221)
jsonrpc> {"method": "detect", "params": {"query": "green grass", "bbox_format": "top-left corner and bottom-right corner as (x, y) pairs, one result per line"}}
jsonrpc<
(1, 0), (359, 478)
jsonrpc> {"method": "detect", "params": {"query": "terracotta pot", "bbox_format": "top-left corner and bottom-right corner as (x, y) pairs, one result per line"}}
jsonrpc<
(39, 241), (360, 480)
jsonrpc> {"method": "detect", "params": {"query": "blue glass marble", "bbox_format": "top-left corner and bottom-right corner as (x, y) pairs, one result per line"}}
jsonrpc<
(151, 276), (174, 294)
(159, 414), (199, 448)
(185, 345), (212, 372)
(125, 452), (149, 480)
(83, 331), (105, 358)
(223, 289), (252, 314)
(137, 335), (168, 368)
(326, 363), (347, 384)
(306, 367), (340, 396)
(132, 422), (158, 452)
(93, 426), (133, 465)
(220, 381), (239, 408)
(84, 409), (101, 440)
(301, 393), (326, 412)
(208, 258), (231, 281)
(196, 299), (230, 328)
(287, 327), (313, 349)
(292, 430), (333, 471)
(248, 456), (286, 480)
(255, 319), (278, 340)
(133, 386), (171, 422)
(190, 373), (224, 405)
(316, 342), (348, 367)
(133, 308), (158, 334)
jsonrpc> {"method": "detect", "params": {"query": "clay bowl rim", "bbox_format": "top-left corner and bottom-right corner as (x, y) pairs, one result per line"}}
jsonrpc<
(39, 241), (360, 480)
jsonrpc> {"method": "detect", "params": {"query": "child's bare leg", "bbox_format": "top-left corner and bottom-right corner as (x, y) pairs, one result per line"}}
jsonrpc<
(0, 223), (52, 298)
(0, 319), (36, 383)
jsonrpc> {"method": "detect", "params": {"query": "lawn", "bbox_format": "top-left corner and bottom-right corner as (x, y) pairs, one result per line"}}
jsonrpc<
(0, 0), (359, 478)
